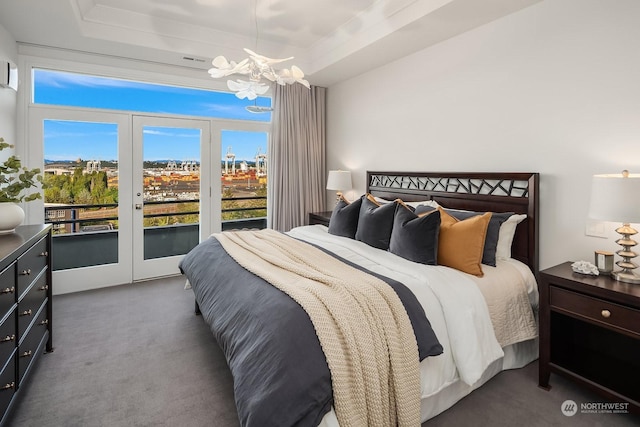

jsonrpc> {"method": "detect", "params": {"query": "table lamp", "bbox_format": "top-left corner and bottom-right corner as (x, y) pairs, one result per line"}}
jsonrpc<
(588, 170), (640, 284)
(326, 170), (352, 201)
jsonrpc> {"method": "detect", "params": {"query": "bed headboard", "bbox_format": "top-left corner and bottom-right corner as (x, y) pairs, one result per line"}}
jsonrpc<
(366, 171), (539, 275)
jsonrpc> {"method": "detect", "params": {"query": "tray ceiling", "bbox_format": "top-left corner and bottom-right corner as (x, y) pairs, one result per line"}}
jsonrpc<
(0, 0), (542, 86)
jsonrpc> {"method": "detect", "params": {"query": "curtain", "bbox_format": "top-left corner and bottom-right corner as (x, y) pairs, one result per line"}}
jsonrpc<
(268, 84), (326, 232)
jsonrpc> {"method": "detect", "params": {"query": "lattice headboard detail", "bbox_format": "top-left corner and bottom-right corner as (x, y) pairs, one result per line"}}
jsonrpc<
(367, 171), (539, 274)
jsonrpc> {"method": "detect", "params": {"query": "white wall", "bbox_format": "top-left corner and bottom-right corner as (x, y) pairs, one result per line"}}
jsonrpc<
(327, 0), (640, 270)
(0, 23), (17, 161)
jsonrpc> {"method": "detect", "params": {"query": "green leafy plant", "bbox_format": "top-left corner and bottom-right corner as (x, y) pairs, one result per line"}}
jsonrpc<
(0, 137), (46, 203)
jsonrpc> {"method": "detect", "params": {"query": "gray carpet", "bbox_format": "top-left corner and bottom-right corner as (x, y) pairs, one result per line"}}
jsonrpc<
(5, 276), (638, 427)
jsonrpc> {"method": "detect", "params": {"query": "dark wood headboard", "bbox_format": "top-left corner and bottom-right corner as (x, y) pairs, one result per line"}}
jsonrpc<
(366, 171), (539, 275)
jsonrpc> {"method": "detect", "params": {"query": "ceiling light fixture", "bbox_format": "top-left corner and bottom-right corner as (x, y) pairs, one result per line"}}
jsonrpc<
(207, 1), (310, 101)
(246, 101), (274, 114)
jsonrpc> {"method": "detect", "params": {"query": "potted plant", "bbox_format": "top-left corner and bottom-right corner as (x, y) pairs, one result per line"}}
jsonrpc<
(0, 137), (45, 234)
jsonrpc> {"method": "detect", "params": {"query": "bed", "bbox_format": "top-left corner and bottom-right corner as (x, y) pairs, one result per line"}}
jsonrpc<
(179, 171), (540, 426)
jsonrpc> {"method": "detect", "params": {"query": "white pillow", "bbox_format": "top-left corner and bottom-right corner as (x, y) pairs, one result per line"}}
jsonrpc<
(372, 196), (439, 209)
(495, 214), (527, 260)
(406, 200), (440, 209)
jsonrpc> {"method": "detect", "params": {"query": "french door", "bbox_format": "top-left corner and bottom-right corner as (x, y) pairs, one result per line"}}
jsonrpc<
(132, 116), (211, 280)
(28, 108), (214, 293)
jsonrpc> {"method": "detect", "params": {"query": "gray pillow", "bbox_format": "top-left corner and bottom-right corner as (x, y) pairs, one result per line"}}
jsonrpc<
(327, 196), (363, 239)
(355, 196), (397, 250)
(390, 205), (440, 265)
(414, 206), (513, 267)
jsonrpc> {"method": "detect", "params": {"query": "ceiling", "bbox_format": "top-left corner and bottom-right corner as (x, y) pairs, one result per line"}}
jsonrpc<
(0, 0), (542, 86)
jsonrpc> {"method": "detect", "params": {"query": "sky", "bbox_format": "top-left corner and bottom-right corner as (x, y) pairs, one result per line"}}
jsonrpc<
(35, 69), (270, 162)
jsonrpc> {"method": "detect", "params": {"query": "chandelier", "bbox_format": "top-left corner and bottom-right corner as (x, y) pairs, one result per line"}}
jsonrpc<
(208, 48), (309, 100)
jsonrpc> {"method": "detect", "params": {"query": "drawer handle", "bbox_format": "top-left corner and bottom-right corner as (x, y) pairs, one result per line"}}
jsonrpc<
(20, 350), (33, 358)
(0, 335), (15, 343)
(39, 251), (48, 257)
(601, 309), (611, 318)
(0, 382), (14, 391)
(19, 269), (31, 276)
(19, 309), (33, 317)
(0, 287), (14, 294)
(40, 319), (49, 326)
(38, 285), (49, 291)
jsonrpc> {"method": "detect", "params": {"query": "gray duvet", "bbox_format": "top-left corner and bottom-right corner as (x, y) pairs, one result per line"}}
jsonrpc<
(179, 236), (443, 427)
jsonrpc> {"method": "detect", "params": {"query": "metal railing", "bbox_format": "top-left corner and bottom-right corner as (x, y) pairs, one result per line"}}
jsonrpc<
(44, 197), (267, 230)
(45, 198), (267, 270)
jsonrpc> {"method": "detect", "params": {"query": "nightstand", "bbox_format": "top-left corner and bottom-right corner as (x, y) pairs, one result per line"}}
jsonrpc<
(539, 262), (640, 413)
(308, 211), (332, 227)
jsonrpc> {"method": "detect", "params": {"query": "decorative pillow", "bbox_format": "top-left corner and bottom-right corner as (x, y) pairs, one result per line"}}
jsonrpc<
(415, 206), (512, 267)
(374, 196), (439, 210)
(437, 207), (492, 277)
(355, 194), (397, 250)
(389, 202), (441, 265)
(327, 194), (363, 239)
(446, 210), (512, 267)
(496, 214), (527, 260)
(406, 200), (440, 209)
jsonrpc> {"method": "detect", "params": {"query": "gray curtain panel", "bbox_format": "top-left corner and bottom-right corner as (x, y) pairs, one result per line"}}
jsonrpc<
(268, 84), (326, 231)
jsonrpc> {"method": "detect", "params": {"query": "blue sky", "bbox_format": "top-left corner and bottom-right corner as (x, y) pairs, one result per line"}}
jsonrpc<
(35, 69), (270, 162)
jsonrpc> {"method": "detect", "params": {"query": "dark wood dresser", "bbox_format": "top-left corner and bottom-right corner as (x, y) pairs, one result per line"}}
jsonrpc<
(0, 225), (53, 425)
(539, 262), (640, 413)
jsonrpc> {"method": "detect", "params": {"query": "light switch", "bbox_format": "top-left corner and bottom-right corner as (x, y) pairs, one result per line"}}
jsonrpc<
(585, 219), (607, 238)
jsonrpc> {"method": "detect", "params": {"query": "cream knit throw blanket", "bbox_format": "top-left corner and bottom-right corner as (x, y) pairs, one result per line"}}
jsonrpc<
(215, 229), (421, 427)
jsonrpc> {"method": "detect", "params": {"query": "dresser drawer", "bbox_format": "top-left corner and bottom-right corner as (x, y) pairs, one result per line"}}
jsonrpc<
(0, 311), (16, 368)
(0, 351), (16, 418)
(17, 273), (48, 339)
(550, 286), (640, 337)
(16, 237), (48, 298)
(18, 305), (48, 384)
(0, 265), (16, 320)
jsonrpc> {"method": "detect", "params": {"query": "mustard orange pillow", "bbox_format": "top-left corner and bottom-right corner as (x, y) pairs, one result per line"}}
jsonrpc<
(437, 207), (492, 277)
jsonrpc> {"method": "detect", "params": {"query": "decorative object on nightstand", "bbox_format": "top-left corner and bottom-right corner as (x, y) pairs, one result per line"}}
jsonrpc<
(570, 260), (599, 276)
(326, 170), (352, 201)
(588, 170), (640, 284)
(594, 250), (614, 274)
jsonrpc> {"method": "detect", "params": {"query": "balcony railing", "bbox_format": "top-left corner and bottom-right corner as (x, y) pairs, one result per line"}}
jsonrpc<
(44, 198), (266, 270)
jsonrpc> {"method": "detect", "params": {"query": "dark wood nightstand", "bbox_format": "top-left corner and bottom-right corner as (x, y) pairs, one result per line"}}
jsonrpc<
(308, 211), (332, 227)
(539, 262), (640, 413)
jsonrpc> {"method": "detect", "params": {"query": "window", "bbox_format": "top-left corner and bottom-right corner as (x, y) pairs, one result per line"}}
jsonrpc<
(33, 69), (272, 122)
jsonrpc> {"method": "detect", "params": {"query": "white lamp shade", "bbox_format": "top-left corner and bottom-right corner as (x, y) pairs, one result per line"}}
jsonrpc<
(588, 172), (640, 223)
(326, 170), (352, 191)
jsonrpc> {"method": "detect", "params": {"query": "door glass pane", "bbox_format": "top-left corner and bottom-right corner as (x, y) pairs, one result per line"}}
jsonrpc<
(141, 126), (201, 260)
(43, 120), (119, 270)
(221, 130), (268, 231)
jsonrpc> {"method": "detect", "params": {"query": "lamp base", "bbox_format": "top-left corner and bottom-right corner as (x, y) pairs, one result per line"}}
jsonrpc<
(611, 270), (640, 284)
(610, 222), (640, 285)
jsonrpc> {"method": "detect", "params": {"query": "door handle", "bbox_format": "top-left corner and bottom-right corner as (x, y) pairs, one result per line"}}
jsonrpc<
(135, 204), (143, 210)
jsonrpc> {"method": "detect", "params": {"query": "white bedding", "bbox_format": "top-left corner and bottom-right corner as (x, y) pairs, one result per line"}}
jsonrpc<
(287, 225), (539, 425)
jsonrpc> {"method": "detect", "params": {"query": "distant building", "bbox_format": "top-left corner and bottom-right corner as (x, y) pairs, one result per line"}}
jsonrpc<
(86, 160), (101, 172)
(181, 160), (198, 172)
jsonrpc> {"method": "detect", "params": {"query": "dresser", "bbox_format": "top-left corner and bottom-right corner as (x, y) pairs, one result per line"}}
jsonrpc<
(539, 262), (640, 413)
(0, 225), (53, 425)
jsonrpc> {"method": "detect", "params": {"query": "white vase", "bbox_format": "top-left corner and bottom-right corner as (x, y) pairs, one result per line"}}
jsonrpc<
(0, 202), (25, 234)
